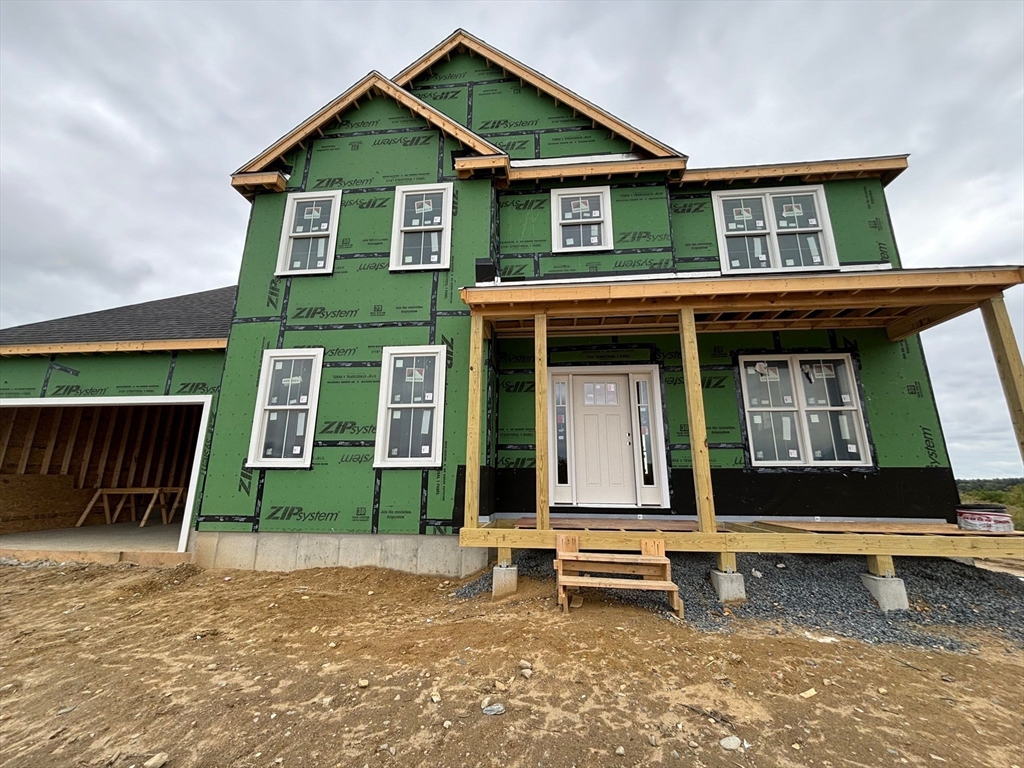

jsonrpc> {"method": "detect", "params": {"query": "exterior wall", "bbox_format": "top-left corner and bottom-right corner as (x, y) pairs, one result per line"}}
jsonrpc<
(0, 351), (224, 529)
(199, 96), (488, 536)
(492, 328), (958, 520)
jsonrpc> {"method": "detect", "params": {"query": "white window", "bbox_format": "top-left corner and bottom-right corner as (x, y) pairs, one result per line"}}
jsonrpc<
(374, 346), (447, 468)
(713, 186), (837, 273)
(739, 354), (870, 468)
(276, 191), (342, 276)
(389, 183), (454, 270)
(550, 186), (613, 253)
(247, 348), (325, 468)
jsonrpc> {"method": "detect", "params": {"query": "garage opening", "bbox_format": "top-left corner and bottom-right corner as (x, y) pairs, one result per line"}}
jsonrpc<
(0, 402), (204, 555)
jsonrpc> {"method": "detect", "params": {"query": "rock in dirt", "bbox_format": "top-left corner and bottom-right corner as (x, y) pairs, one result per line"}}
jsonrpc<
(614, 746), (625, 756)
(494, 681), (507, 691)
(357, 679), (369, 688)
(648, 733), (660, 746)
(518, 660), (532, 670)
(143, 754), (169, 768)
(482, 703), (505, 716)
(688, 740), (699, 749)
(720, 736), (742, 751)
(520, 669), (533, 679)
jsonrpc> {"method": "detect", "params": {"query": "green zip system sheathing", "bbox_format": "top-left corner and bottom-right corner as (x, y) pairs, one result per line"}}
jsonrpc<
(202, 94), (491, 535)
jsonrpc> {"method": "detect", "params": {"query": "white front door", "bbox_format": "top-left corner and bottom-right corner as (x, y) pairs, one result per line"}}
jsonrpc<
(549, 365), (669, 509)
(572, 375), (635, 505)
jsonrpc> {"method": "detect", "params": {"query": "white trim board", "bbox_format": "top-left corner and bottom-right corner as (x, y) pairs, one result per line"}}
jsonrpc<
(0, 395), (213, 554)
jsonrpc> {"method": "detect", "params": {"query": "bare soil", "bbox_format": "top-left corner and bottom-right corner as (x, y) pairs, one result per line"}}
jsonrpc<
(1, 561), (1022, 768)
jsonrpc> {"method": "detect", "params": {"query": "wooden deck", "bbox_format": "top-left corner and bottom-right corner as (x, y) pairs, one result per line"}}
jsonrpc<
(513, 517), (724, 532)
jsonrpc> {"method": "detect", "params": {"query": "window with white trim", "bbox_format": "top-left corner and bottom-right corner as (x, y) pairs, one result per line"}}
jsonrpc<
(739, 354), (870, 467)
(374, 346), (447, 467)
(276, 191), (342, 276)
(247, 348), (325, 468)
(713, 186), (836, 273)
(389, 183), (453, 270)
(550, 186), (613, 253)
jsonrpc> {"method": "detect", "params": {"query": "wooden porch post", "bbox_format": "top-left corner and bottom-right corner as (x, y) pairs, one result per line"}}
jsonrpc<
(679, 308), (733, 570)
(980, 295), (1024, 465)
(464, 313), (485, 530)
(535, 313), (550, 530)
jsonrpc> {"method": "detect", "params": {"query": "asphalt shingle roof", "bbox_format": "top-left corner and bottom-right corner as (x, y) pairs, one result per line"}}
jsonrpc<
(0, 286), (237, 346)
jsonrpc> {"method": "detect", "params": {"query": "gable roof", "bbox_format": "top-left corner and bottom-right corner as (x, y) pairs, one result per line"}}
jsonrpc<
(232, 71), (507, 193)
(393, 29), (686, 161)
(0, 286), (236, 355)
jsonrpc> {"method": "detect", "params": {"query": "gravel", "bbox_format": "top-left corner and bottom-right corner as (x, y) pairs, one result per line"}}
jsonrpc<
(455, 549), (1024, 651)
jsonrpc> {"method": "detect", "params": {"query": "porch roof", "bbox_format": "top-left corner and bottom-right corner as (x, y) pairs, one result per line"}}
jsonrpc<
(460, 265), (1024, 341)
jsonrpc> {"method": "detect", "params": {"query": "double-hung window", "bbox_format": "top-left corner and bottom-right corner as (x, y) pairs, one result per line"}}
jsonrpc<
(713, 186), (836, 273)
(389, 183), (453, 270)
(550, 186), (613, 253)
(247, 348), (325, 468)
(373, 346), (447, 468)
(739, 354), (870, 467)
(276, 191), (342, 276)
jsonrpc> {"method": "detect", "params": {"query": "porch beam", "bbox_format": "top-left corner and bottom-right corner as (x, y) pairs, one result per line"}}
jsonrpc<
(464, 314), (485, 530)
(678, 308), (716, 534)
(458, 527), (1024, 559)
(886, 303), (977, 341)
(534, 313), (550, 530)
(980, 295), (1024, 464)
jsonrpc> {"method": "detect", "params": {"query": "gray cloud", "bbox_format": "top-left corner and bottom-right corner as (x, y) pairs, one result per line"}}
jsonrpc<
(1, 0), (1020, 476)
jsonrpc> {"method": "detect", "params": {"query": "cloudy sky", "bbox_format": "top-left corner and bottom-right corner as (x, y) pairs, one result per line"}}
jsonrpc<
(1, 1), (1021, 478)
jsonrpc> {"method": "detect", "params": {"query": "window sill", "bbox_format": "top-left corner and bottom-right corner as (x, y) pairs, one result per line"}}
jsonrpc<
(551, 245), (615, 255)
(388, 263), (451, 272)
(374, 459), (443, 469)
(246, 459), (314, 470)
(275, 266), (334, 277)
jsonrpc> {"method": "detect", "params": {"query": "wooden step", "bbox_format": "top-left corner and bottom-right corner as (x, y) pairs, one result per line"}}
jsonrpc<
(557, 575), (679, 592)
(556, 551), (669, 564)
(558, 560), (668, 577)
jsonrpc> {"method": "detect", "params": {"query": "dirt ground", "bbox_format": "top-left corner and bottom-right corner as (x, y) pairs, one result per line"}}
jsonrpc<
(1, 561), (1022, 768)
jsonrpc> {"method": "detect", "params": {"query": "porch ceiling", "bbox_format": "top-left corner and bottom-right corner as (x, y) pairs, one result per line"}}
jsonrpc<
(461, 266), (1024, 341)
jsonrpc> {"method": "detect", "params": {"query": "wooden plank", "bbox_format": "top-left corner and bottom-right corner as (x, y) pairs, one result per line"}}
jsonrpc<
(534, 313), (550, 531)
(506, 157), (686, 182)
(981, 295), (1024, 464)
(78, 408), (103, 488)
(109, 406), (135, 487)
(717, 552), (738, 573)
(497, 547), (512, 567)
(17, 408), (40, 474)
(39, 409), (62, 475)
(679, 308), (716, 533)
(138, 490), (161, 528)
(123, 407), (149, 490)
(163, 407), (188, 493)
(139, 407), (163, 487)
(0, 408), (16, 471)
(886, 303), (977, 341)
(867, 554), (896, 577)
(60, 407), (83, 475)
(758, 520), (1023, 536)
(75, 489), (103, 527)
(0, 338), (227, 356)
(152, 407), (175, 487)
(515, 516), (715, 532)
(557, 575), (678, 591)
(558, 551), (669, 564)
(640, 538), (666, 557)
(458, 527), (1024, 558)
(175, 409), (197, 489)
(561, 561), (668, 577)
(464, 314), (484, 530)
(681, 156), (909, 185)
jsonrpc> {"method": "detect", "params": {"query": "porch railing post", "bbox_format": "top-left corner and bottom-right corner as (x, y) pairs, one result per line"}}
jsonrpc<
(464, 313), (485, 530)
(534, 313), (550, 530)
(980, 294), (1024, 464)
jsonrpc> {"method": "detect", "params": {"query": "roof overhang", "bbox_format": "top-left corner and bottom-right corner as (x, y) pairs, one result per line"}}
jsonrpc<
(461, 266), (1024, 340)
(0, 338), (228, 357)
(681, 155), (909, 187)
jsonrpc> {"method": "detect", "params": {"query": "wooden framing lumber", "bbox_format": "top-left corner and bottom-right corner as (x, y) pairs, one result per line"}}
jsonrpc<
(980, 295), (1024, 464)
(867, 554), (896, 577)
(78, 409), (101, 488)
(40, 409), (61, 475)
(459, 526), (1024, 559)
(717, 552), (738, 573)
(679, 308), (716, 533)
(0, 338), (227, 356)
(60, 407), (83, 476)
(464, 314), (485, 530)
(497, 547), (512, 567)
(229, 171), (287, 195)
(233, 71), (506, 185)
(93, 409), (118, 488)
(503, 157), (687, 182)
(393, 30), (684, 159)
(886, 303), (977, 341)
(109, 407), (134, 488)
(534, 313), (550, 530)
(0, 409), (16, 471)
(17, 408), (40, 474)
(681, 155), (909, 187)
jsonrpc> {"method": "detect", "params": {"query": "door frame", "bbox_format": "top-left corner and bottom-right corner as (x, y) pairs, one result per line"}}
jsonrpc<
(547, 364), (670, 509)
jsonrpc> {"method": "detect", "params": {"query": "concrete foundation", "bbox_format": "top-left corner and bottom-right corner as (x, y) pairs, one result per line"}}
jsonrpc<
(491, 565), (519, 598)
(860, 573), (909, 611)
(192, 531), (488, 578)
(710, 569), (747, 602)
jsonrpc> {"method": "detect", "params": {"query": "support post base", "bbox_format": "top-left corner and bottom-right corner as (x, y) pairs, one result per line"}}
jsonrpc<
(710, 569), (746, 602)
(492, 565), (519, 599)
(860, 573), (909, 611)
